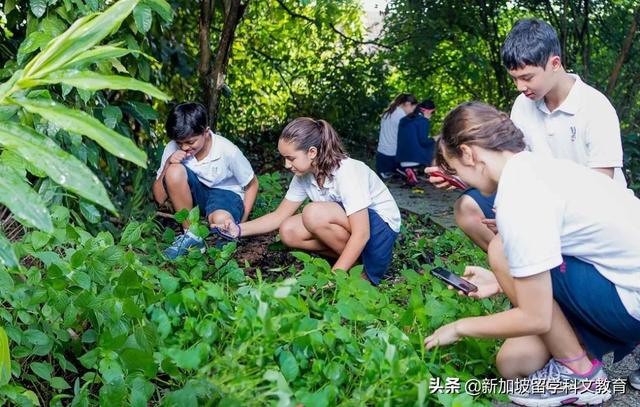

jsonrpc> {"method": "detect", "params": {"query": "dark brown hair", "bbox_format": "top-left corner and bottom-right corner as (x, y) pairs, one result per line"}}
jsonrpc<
(436, 102), (526, 174)
(280, 117), (348, 187)
(382, 93), (418, 118)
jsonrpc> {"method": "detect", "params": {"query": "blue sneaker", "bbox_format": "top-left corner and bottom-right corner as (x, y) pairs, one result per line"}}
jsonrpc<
(163, 232), (205, 259)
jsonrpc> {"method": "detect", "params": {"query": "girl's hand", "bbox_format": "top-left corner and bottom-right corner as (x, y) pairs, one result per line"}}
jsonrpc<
(424, 166), (451, 189)
(211, 219), (240, 239)
(424, 322), (461, 350)
(450, 266), (501, 299)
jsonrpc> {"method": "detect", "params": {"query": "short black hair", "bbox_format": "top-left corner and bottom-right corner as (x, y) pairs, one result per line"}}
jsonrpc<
(166, 102), (208, 141)
(501, 19), (561, 70)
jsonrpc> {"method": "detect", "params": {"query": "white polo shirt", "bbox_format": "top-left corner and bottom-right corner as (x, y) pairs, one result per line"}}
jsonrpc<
(377, 107), (406, 156)
(510, 74), (627, 187)
(156, 131), (255, 199)
(495, 152), (640, 321)
(284, 158), (401, 232)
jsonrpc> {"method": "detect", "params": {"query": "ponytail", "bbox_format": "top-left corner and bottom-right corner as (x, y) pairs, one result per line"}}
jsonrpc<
(280, 117), (348, 187)
(382, 93), (418, 118)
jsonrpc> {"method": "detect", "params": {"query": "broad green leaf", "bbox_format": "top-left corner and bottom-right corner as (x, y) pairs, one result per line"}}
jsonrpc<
(129, 376), (155, 407)
(102, 106), (123, 129)
(50, 376), (71, 389)
(17, 32), (53, 65)
(0, 232), (18, 269)
(0, 164), (53, 232)
(0, 327), (10, 386)
(120, 222), (142, 245)
(133, 4), (153, 33)
(30, 0), (47, 17)
(20, 70), (169, 100)
(0, 121), (116, 212)
(278, 351), (299, 382)
(12, 98), (147, 168)
(79, 201), (101, 224)
(144, 0), (173, 23)
(62, 45), (135, 70)
(23, 0), (140, 79)
(30, 361), (53, 381)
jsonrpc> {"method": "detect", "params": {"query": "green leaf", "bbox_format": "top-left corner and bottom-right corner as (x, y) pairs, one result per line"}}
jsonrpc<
(278, 351), (299, 382)
(31, 231), (50, 250)
(17, 32), (53, 65)
(144, 0), (173, 22)
(102, 106), (123, 129)
(0, 121), (115, 212)
(20, 70), (170, 100)
(0, 164), (53, 232)
(129, 376), (155, 407)
(50, 376), (71, 390)
(23, 329), (50, 346)
(133, 4), (153, 33)
(30, 0), (47, 17)
(12, 97), (147, 168)
(0, 327), (11, 386)
(30, 361), (53, 381)
(79, 201), (101, 224)
(0, 232), (19, 269)
(23, 0), (140, 79)
(62, 45), (135, 70)
(120, 222), (142, 245)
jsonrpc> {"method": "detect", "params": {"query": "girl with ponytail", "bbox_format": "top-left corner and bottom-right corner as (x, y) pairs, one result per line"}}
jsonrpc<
(424, 102), (640, 406)
(376, 93), (418, 178)
(214, 117), (401, 285)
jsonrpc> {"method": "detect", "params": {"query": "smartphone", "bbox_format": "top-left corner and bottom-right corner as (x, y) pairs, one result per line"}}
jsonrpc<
(430, 267), (478, 294)
(427, 170), (467, 190)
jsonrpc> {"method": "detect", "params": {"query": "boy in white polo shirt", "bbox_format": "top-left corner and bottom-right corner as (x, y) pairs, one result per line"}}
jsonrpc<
(152, 102), (259, 259)
(447, 18), (627, 252)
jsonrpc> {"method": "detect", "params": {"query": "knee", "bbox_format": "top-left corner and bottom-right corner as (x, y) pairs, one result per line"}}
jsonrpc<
(164, 164), (187, 186)
(208, 210), (232, 225)
(496, 345), (522, 379)
(301, 203), (327, 233)
(279, 219), (300, 247)
(454, 195), (484, 228)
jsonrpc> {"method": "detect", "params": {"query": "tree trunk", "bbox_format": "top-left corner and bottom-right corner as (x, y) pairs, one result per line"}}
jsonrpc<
(607, 5), (639, 95)
(208, 0), (248, 130)
(198, 0), (216, 107)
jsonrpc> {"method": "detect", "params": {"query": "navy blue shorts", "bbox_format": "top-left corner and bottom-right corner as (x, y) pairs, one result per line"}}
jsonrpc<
(375, 152), (397, 176)
(461, 188), (496, 219)
(551, 256), (640, 362)
(361, 208), (398, 285)
(165, 164), (244, 222)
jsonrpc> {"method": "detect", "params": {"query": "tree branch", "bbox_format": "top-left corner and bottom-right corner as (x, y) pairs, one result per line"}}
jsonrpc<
(607, 5), (639, 94)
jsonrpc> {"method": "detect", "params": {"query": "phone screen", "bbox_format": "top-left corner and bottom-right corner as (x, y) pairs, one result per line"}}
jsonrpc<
(430, 267), (478, 293)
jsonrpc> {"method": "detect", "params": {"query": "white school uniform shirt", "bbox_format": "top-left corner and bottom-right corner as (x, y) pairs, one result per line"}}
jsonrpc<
(284, 157), (402, 233)
(510, 74), (627, 187)
(494, 151), (640, 321)
(156, 131), (255, 199)
(377, 107), (406, 156)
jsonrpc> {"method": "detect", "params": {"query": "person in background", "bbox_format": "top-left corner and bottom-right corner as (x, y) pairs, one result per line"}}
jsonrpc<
(375, 93), (418, 179)
(396, 99), (436, 186)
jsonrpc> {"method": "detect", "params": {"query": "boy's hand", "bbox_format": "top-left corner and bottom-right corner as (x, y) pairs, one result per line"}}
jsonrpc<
(211, 219), (240, 239)
(424, 166), (455, 190)
(169, 150), (192, 164)
(448, 266), (501, 299)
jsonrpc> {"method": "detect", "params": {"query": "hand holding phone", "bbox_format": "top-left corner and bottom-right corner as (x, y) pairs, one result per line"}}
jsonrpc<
(427, 170), (467, 190)
(430, 267), (478, 294)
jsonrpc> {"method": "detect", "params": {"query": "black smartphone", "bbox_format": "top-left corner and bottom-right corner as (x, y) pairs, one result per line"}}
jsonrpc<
(430, 267), (478, 294)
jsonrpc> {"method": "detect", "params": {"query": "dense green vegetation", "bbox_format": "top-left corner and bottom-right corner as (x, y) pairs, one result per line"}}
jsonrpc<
(0, 0), (638, 405)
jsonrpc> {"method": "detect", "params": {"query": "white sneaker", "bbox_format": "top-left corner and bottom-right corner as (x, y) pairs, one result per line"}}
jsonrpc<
(508, 358), (612, 407)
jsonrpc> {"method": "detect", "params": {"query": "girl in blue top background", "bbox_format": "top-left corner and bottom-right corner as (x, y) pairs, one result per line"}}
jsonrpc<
(396, 99), (436, 185)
